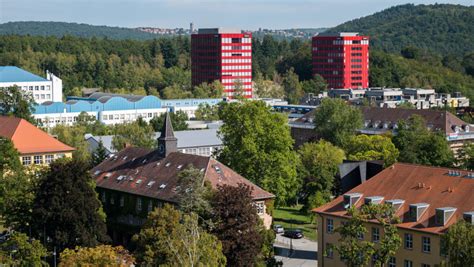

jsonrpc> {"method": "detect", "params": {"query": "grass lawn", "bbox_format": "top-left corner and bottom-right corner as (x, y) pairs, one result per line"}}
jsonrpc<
(273, 205), (317, 241)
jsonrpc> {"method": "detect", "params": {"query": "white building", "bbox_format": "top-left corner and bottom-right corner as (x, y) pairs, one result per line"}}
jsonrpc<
(0, 66), (63, 103)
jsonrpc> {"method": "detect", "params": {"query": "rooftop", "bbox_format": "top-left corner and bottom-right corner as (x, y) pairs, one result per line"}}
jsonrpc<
(0, 66), (48, 83)
(314, 163), (474, 234)
(197, 28), (242, 34)
(0, 116), (75, 154)
(316, 32), (360, 37)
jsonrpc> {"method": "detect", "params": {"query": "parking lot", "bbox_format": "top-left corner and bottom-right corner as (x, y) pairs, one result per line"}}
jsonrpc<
(274, 234), (318, 267)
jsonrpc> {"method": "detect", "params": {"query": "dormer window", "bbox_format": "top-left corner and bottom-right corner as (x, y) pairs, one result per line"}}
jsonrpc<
(385, 199), (405, 212)
(463, 211), (474, 225)
(435, 207), (457, 226)
(343, 193), (362, 209)
(104, 172), (112, 179)
(364, 196), (384, 205)
(409, 203), (429, 222)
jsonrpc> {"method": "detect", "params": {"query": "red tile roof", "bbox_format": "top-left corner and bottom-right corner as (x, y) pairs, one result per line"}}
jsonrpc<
(314, 163), (474, 234)
(92, 147), (274, 202)
(0, 116), (75, 154)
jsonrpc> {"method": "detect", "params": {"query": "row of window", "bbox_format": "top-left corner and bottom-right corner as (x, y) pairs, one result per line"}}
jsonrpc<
(222, 78), (252, 83)
(222, 71), (252, 77)
(16, 85), (51, 91)
(102, 112), (161, 121)
(101, 192), (162, 213)
(34, 94), (52, 100)
(222, 65), (251, 70)
(221, 37), (251, 44)
(222, 46), (251, 51)
(222, 58), (252, 63)
(314, 58), (344, 63)
(331, 40), (369, 45)
(22, 154), (64, 165)
(313, 52), (344, 57)
(223, 84), (252, 90)
(222, 52), (252, 57)
(327, 218), (433, 253)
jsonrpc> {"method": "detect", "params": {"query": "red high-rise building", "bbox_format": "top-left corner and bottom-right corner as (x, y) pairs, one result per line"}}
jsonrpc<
(312, 32), (369, 89)
(191, 28), (252, 98)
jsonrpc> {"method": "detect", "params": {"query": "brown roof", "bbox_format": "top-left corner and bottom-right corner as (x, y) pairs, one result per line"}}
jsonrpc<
(314, 163), (474, 234)
(361, 107), (468, 134)
(92, 147), (274, 202)
(0, 116), (75, 154)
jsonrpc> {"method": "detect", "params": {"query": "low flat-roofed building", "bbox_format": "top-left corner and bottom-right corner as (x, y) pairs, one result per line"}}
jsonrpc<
(0, 116), (74, 166)
(314, 163), (474, 267)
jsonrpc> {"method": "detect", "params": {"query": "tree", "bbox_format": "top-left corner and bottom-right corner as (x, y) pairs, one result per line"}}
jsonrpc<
(217, 101), (300, 205)
(301, 74), (327, 94)
(0, 86), (36, 124)
(345, 134), (399, 167)
(282, 68), (304, 104)
(50, 124), (92, 163)
(0, 232), (47, 266)
(457, 143), (474, 170)
(442, 220), (474, 267)
(91, 140), (108, 167)
(133, 204), (226, 266)
(336, 204), (401, 267)
(176, 166), (212, 219)
(31, 159), (109, 250)
(149, 110), (188, 132)
(193, 80), (224, 98)
(313, 98), (363, 147)
(0, 137), (21, 175)
(59, 245), (135, 267)
(298, 141), (345, 212)
(253, 78), (285, 99)
(393, 115), (454, 167)
(211, 184), (263, 267)
(194, 103), (220, 121)
(111, 121), (156, 151)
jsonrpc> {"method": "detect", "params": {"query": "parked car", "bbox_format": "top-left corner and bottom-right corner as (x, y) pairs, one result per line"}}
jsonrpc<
(283, 229), (304, 239)
(273, 224), (284, 234)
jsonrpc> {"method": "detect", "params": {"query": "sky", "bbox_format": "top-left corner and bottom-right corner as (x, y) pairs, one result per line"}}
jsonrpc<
(0, 0), (472, 30)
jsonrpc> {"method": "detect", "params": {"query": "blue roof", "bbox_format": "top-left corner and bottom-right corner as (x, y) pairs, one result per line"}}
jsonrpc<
(0, 66), (48, 83)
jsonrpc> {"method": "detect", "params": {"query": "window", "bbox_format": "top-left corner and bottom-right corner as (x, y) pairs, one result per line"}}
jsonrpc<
(403, 260), (413, 267)
(45, 155), (54, 164)
(136, 198), (142, 212)
(34, 155), (43, 164)
(41, 85), (45, 90)
(421, 264), (430, 267)
(120, 196), (124, 207)
(357, 232), (364, 240)
(255, 202), (265, 215)
(110, 195), (115, 205)
(325, 243), (333, 258)
(372, 227), (380, 242)
(35, 86), (39, 90)
(22, 156), (31, 166)
(404, 233), (413, 249)
(148, 201), (153, 212)
(388, 257), (396, 267)
(422, 236), (431, 253)
(327, 218), (334, 233)
(101, 192), (106, 203)
(56, 154), (65, 159)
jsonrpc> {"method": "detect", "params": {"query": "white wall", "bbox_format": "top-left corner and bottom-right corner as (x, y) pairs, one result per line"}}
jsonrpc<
(99, 108), (168, 125)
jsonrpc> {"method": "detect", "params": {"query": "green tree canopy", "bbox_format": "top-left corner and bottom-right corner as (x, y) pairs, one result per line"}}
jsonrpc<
(31, 159), (109, 250)
(393, 115), (454, 167)
(111, 121), (156, 151)
(0, 86), (36, 124)
(149, 111), (188, 132)
(133, 204), (226, 266)
(0, 137), (21, 175)
(91, 140), (108, 167)
(59, 245), (135, 267)
(442, 220), (474, 267)
(211, 184), (263, 267)
(345, 134), (399, 167)
(457, 143), (474, 171)
(194, 103), (220, 121)
(0, 232), (47, 266)
(298, 140), (345, 212)
(217, 100), (300, 205)
(313, 98), (363, 147)
(282, 68), (304, 104)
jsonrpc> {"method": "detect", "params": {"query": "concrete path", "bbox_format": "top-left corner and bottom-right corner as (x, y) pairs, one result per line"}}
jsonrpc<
(274, 234), (318, 267)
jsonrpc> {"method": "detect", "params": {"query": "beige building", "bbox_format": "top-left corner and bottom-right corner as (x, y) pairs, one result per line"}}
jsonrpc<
(314, 163), (474, 267)
(0, 116), (74, 166)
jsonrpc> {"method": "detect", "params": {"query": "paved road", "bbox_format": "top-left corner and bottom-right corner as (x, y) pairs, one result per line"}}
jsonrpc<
(274, 234), (318, 267)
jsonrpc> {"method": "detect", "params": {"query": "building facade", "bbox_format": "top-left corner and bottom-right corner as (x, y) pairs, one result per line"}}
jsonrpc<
(0, 66), (63, 103)
(92, 113), (274, 245)
(0, 116), (74, 166)
(312, 33), (369, 89)
(314, 163), (474, 267)
(192, 28), (252, 98)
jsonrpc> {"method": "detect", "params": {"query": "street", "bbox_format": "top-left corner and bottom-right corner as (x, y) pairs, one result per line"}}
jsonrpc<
(274, 234), (318, 267)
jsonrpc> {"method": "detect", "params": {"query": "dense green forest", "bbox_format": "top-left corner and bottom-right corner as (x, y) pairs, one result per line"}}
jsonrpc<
(0, 21), (159, 40)
(329, 4), (474, 57)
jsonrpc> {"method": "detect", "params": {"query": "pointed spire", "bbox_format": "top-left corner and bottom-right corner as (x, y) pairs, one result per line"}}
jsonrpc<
(160, 112), (175, 139)
(157, 112), (178, 157)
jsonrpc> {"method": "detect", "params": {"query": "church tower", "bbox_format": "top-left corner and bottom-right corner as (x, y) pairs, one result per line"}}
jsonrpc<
(157, 112), (178, 157)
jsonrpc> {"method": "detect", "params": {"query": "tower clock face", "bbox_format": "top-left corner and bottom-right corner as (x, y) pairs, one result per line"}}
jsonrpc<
(159, 144), (164, 153)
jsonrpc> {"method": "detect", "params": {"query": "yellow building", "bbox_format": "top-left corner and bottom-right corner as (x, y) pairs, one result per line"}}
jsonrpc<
(0, 116), (74, 166)
(314, 163), (474, 267)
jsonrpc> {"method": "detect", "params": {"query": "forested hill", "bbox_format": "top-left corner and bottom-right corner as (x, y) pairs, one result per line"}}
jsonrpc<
(328, 4), (474, 56)
(0, 21), (159, 40)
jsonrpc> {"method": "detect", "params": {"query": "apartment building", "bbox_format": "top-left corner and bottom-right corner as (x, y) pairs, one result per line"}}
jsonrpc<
(314, 163), (474, 267)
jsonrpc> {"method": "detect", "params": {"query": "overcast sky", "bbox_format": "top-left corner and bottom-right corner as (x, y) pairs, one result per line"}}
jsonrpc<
(0, 0), (472, 30)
